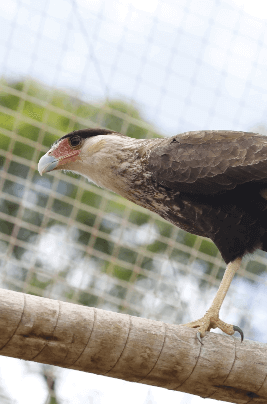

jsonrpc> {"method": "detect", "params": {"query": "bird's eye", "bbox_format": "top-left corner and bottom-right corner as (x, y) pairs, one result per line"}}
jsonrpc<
(69, 135), (81, 148)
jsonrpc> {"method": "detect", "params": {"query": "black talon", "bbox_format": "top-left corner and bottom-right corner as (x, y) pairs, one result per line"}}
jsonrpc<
(233, 325), (244, 342)
(196, 331), (204, 345)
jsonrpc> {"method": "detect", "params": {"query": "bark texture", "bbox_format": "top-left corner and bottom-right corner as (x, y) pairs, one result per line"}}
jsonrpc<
(0, 288), (266, 403)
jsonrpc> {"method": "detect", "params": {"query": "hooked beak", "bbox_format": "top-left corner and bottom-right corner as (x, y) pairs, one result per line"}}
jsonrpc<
(38, 154), (59, 176)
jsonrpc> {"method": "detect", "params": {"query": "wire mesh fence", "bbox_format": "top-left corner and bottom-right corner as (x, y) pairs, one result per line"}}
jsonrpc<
(1, 0), (267, 403)
(0, 78), (220, 324)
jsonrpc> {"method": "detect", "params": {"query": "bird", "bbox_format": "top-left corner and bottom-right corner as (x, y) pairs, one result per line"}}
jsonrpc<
(38, 128), (267, 342)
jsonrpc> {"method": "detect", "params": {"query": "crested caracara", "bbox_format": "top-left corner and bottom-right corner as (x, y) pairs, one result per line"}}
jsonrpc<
(38, 128), (267, 342)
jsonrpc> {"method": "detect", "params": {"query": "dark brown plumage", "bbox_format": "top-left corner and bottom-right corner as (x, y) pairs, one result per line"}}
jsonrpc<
(38, 129), (267, 341)
(148, 130), (267, 264)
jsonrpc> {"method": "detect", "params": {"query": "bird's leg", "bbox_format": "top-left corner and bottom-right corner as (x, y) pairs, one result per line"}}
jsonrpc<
(184, 257), (243, 340)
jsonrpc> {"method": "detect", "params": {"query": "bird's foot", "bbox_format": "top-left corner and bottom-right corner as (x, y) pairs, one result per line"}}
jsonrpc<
(183, 311), (244, 343)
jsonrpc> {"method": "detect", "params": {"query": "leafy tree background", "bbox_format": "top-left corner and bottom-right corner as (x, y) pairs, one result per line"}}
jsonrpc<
(0, 78), (223, 313)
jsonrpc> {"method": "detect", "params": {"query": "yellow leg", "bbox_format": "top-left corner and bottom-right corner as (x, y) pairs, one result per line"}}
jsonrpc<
(184, 257), (243, 341)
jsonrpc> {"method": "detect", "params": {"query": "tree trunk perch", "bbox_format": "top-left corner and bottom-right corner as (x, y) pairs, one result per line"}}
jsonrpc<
(0, 288), (266, 403)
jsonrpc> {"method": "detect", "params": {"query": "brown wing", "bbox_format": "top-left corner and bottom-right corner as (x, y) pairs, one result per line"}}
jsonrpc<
(148, 130), (267, 194)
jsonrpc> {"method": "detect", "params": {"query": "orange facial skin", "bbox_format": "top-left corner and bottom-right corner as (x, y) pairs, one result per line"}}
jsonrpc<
(49, 138), (81, 167)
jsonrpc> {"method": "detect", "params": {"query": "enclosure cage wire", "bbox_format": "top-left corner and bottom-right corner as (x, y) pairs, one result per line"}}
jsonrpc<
(1, 0), (267, 402)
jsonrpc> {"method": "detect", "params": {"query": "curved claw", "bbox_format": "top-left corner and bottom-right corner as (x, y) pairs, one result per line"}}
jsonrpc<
(196, 331), (204, 345)
(233, 325), (244, 342)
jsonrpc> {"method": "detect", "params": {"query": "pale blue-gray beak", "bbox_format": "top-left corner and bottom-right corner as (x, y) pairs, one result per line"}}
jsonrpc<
(38, 154), (59, 176)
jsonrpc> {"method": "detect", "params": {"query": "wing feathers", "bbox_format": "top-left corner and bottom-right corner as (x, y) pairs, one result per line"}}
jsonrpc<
(149, 131), (267, 194)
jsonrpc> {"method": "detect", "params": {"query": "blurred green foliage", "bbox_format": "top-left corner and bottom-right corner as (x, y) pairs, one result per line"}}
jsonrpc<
(0, 77), (220, 311)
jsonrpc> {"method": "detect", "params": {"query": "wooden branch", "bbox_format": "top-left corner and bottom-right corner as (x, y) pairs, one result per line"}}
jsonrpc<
(0, 288), (266, 403)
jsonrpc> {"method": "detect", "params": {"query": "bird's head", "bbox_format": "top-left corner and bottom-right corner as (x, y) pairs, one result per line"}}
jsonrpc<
(38, 128), (144, 195)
